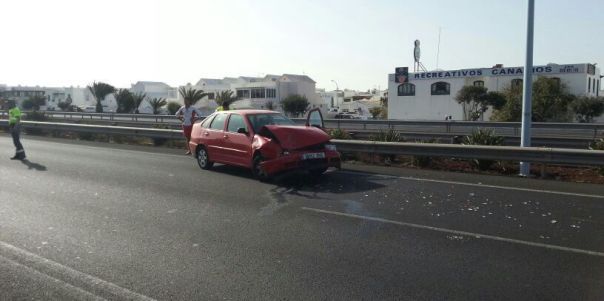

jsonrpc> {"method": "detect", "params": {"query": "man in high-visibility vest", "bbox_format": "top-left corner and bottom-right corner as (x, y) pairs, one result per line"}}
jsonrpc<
(8, 100), (26, 160)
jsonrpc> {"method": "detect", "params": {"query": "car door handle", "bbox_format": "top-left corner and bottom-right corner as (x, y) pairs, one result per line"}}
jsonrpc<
(223, 135), (229, 139)
(204, 132), (209, 136)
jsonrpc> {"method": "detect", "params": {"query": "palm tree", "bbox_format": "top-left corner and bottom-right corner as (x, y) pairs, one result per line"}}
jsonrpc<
(131, 92), (147, 114)
(114, 89), (135, 113)
(215, 90), (237, 110)
(149, 97), (168, 114)
(87, 82), (115, 113)
(178, 87), (207, 106)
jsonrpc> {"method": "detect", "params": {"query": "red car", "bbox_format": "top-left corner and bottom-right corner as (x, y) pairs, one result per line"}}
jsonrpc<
(189, 108), (341, 180)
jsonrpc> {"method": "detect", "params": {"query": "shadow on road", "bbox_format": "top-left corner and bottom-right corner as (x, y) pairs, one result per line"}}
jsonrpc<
(20, 159), (47, 171)
(210, 164), (386, 194)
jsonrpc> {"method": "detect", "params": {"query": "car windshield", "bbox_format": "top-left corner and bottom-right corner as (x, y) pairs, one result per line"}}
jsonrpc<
(247, 113), (296, 133)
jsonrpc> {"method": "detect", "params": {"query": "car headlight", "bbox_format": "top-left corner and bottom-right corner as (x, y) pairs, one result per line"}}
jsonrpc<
(325, 144), (337, 151)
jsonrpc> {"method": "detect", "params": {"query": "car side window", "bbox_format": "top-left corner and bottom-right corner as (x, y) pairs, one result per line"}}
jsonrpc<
(227, 114), (247, 133)
(201, 115), (214, 128)
(209, 114), (226, 130)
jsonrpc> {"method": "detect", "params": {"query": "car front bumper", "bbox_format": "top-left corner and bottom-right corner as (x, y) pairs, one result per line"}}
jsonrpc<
(260, 150), (341, 176)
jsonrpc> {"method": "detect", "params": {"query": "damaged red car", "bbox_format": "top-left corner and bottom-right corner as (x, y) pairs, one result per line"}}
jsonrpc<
(189, 108), (341, 180)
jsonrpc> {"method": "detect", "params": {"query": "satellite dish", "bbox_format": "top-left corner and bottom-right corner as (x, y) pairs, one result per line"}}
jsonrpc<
(414, 40), (421, 63)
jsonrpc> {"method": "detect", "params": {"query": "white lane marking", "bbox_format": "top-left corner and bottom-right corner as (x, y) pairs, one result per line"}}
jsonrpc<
(0, 254), (107, 301)
(339, 170), (604, 199)
(301, 207), (604, 257)
(0, 241), (156, 301)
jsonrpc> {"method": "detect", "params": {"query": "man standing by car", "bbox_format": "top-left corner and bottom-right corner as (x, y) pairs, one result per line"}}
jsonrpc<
(175, 99), (203, 155)
(7, 100), (26, 160)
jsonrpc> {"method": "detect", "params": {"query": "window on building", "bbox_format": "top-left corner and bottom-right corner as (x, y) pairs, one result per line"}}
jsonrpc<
(397, 83), (415, 96)
(473, 80), (484, 87)
(431, 82), (450, 95)
(511, 79), (523, 88)
(597, 80), (600, 96)
(210, 113), (226, 130)
(236, 89), (250, 98)
(266, 88), (276, 98)
(593, 78), (597, 93)
(588, 78), (591, 92)
(207, 93), (215, 100)
(250, 88), (265, 98)
(551, 77), (561, 87)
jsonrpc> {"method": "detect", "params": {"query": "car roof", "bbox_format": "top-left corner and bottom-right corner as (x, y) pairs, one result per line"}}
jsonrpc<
(215, 109), (280, 116)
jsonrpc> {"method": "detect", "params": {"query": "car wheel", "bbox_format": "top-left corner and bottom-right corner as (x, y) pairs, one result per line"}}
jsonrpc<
(197, 146), (214, 170)
(309, 167), (328, 177)
(252, 154), (270, 182)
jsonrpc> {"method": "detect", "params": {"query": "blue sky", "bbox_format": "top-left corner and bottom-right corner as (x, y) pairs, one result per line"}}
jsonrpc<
(1, 0), (602, 91)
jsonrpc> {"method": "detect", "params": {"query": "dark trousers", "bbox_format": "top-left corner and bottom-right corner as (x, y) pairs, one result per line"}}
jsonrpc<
(10, 124), (25, 157)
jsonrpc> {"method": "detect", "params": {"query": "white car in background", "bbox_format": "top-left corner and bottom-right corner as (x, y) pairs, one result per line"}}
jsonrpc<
(82, 106), (96, 113)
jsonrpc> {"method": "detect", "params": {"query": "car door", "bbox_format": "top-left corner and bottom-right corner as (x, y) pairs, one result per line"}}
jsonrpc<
(306, 108), (324, 129)
(222, 113), (253, 167)
(204, 113), (228, 162)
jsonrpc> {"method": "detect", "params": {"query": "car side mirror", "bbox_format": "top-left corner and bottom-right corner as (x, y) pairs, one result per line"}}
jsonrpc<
(237, 127), (248, 135)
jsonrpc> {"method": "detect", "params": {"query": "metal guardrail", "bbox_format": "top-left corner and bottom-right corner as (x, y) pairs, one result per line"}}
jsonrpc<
(333, 140), (604, 167)
(1, 120), (603, 167)
(2, 110), (603, 134)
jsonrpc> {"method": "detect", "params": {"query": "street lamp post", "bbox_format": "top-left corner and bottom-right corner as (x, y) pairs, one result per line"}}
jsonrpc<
(330, 80), (339, 91)
(519, 0), (535, 177)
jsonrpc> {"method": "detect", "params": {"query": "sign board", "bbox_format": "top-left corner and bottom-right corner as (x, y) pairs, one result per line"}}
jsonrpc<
(406, 64), (589, 80)
(395, 67), (409, 83)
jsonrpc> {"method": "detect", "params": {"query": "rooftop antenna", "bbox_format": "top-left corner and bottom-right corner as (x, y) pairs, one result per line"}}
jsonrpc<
(414, 40), (428, 72)
(436, 27), (442, 70)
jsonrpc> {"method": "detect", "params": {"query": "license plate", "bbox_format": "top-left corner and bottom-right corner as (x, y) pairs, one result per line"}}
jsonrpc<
(302, 152), (325, 160)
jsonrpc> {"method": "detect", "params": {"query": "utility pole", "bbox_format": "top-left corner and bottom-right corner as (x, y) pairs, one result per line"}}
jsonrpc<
(519, 0), (535, 177)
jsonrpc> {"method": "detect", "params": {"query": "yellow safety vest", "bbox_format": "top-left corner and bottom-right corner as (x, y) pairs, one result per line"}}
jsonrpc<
(9, 107), (21, 125)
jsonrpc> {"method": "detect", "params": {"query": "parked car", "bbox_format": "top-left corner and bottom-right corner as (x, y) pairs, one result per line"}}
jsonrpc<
(189, 108), (341, 180)
(82, 106), (96, 113)
(334, 112), (361, 119)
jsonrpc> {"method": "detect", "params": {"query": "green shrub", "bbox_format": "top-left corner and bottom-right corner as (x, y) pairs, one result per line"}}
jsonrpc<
(589, 138), (604, 175)
(329, 128), (351, 139)
(370, 129), (404, 164)
(151, 124), (169, 146)
(370, 129), (403, 142)
(27, 111), (48, 121)
(412, 139), (436, 168)
(463, 128), (504, 170)
(167, 101), (181, 115)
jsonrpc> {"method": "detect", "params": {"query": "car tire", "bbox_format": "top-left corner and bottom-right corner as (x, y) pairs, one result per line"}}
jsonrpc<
(252, 154), (270, 182)
(309, 167), (328, 177)
(197, 146), (213, 170)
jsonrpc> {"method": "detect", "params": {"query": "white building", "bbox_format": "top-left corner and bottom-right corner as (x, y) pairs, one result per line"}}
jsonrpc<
(182, 74), (322, 115)
(388, 63), (601, 121)
(130, 81), (179, 114)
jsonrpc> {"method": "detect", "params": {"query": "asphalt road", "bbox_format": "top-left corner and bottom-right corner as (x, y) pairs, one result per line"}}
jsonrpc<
(1, 135), (603, 300)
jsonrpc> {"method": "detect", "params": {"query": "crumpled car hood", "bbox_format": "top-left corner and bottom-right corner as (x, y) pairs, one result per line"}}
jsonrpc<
(260, 125), (331, 150)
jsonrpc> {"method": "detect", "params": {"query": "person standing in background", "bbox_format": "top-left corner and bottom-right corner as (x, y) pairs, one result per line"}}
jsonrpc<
(7, 100), (26, 160)
(175, 99), (203, 155)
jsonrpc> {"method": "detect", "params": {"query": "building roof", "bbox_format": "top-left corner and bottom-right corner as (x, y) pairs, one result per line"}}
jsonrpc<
(281, 74), (316, 83)
(132, 81), (173, 89)
(196, 78), (225, 86)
